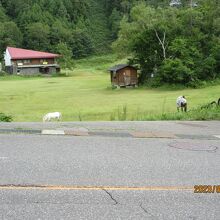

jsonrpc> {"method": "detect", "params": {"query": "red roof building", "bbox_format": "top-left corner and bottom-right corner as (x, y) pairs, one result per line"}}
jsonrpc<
(7, 47), (60, 60)
(4, 47), (60, 75)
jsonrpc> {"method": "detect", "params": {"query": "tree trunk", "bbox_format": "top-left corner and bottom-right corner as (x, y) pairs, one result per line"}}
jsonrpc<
(155, 30), (167, 60)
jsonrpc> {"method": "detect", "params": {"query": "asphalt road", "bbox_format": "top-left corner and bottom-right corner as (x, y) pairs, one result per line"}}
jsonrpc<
(0, 121), (219, 219)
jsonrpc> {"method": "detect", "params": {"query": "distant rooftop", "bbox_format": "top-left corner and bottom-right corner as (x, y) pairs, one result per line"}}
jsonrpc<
(7, 47), (60, 60)
(109, 64), (136, 72)
(169, 0), (182, 6)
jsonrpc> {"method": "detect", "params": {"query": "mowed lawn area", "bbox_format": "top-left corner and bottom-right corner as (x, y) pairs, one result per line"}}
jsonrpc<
(0, 55), (220, 122)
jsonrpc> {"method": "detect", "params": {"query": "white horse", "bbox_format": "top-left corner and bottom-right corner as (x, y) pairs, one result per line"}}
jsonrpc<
(43, 112), (62, 122)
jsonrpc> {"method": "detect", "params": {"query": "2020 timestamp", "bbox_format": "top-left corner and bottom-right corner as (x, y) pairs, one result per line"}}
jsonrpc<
(194, 185), (220, 193)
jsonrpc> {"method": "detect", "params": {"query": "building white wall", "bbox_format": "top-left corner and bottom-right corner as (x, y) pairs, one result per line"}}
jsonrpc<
(4, 49), (12, 66)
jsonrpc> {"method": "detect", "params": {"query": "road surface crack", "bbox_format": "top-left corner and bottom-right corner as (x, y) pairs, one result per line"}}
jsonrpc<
(140, 203), (157, 219)
(102, 189), (118, 205)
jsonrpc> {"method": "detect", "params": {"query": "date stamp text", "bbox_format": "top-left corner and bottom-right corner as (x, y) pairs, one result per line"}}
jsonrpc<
(194, 185), (220, 193)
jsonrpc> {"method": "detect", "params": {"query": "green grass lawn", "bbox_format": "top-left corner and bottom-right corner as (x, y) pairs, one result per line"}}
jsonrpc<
(0, 54), (220, 122)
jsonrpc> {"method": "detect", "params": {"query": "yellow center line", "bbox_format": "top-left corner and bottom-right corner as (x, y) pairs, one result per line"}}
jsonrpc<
(0, 185), (193, 191)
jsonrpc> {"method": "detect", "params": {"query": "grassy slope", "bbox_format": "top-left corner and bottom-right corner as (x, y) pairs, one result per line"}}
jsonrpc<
(0, 54), (220, 122)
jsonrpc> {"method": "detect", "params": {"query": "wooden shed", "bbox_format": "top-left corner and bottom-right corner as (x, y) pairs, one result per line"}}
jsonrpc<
(109, 64), (138, 88)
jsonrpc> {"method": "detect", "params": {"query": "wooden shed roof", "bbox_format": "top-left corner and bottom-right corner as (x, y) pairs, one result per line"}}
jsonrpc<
(108, 64), (136, 72)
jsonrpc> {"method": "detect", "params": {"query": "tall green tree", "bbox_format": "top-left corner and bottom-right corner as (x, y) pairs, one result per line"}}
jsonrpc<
(25, 22), (50, 51)
(56, 42), (75, 69)
(70, 29), (94, 58)
(0, 21), (23, 58)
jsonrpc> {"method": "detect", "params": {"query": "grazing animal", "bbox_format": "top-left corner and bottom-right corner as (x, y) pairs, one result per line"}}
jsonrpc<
(176, 95), (187, 112)
(43, 112), (62, 122)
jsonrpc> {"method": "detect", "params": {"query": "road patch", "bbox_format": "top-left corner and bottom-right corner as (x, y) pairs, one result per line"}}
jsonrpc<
(0, 129), (41, 134)
(130, 131), (176, 139)
(177, 122), (208, 128)
(168, 141), (218, 152)
(90, 131), (131, 138)
(64, 130), (89, 136)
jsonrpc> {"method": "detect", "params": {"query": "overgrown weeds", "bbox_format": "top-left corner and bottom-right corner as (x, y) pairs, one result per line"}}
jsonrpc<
(0, 113), (13, 122)
(110, 103), (220, 121)
(110, 105), (128, 121)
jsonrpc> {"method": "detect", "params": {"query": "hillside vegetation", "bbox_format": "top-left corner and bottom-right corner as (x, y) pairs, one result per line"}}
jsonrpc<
(0, 0), (219, 87)
(0, 0), (135, 59)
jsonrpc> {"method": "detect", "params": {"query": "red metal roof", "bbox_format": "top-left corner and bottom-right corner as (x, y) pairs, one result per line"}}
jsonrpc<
(7, 47), (60, 60)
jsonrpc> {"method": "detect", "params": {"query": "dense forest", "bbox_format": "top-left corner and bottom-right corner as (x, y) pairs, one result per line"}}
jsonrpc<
(0, 0), (219, 85)
(0, 0), (141, 59)
(0, 0), (114, 60)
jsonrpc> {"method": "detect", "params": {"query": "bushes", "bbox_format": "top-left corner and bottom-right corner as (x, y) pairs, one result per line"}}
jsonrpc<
(0, 113), (13, 122)
(137, 105), (220, 121)
(158, 59), (193, 85)
(114, 1), (220, 87)
(0, 71), (6, 76)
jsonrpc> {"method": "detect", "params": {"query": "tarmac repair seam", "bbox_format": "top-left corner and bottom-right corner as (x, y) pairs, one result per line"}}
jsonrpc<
(0, 185), (193, 191)
(130, 132), (177, 139)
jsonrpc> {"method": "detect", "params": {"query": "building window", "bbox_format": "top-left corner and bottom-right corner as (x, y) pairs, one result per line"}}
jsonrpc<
(23, 59), (30, 64)
(40, 59), (48, 65)
(17, 60), (23, 66)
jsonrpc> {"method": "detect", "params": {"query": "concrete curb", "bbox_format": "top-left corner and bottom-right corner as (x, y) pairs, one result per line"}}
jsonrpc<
(41, 130), (65, 135)
(41, 129), (89, 136)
